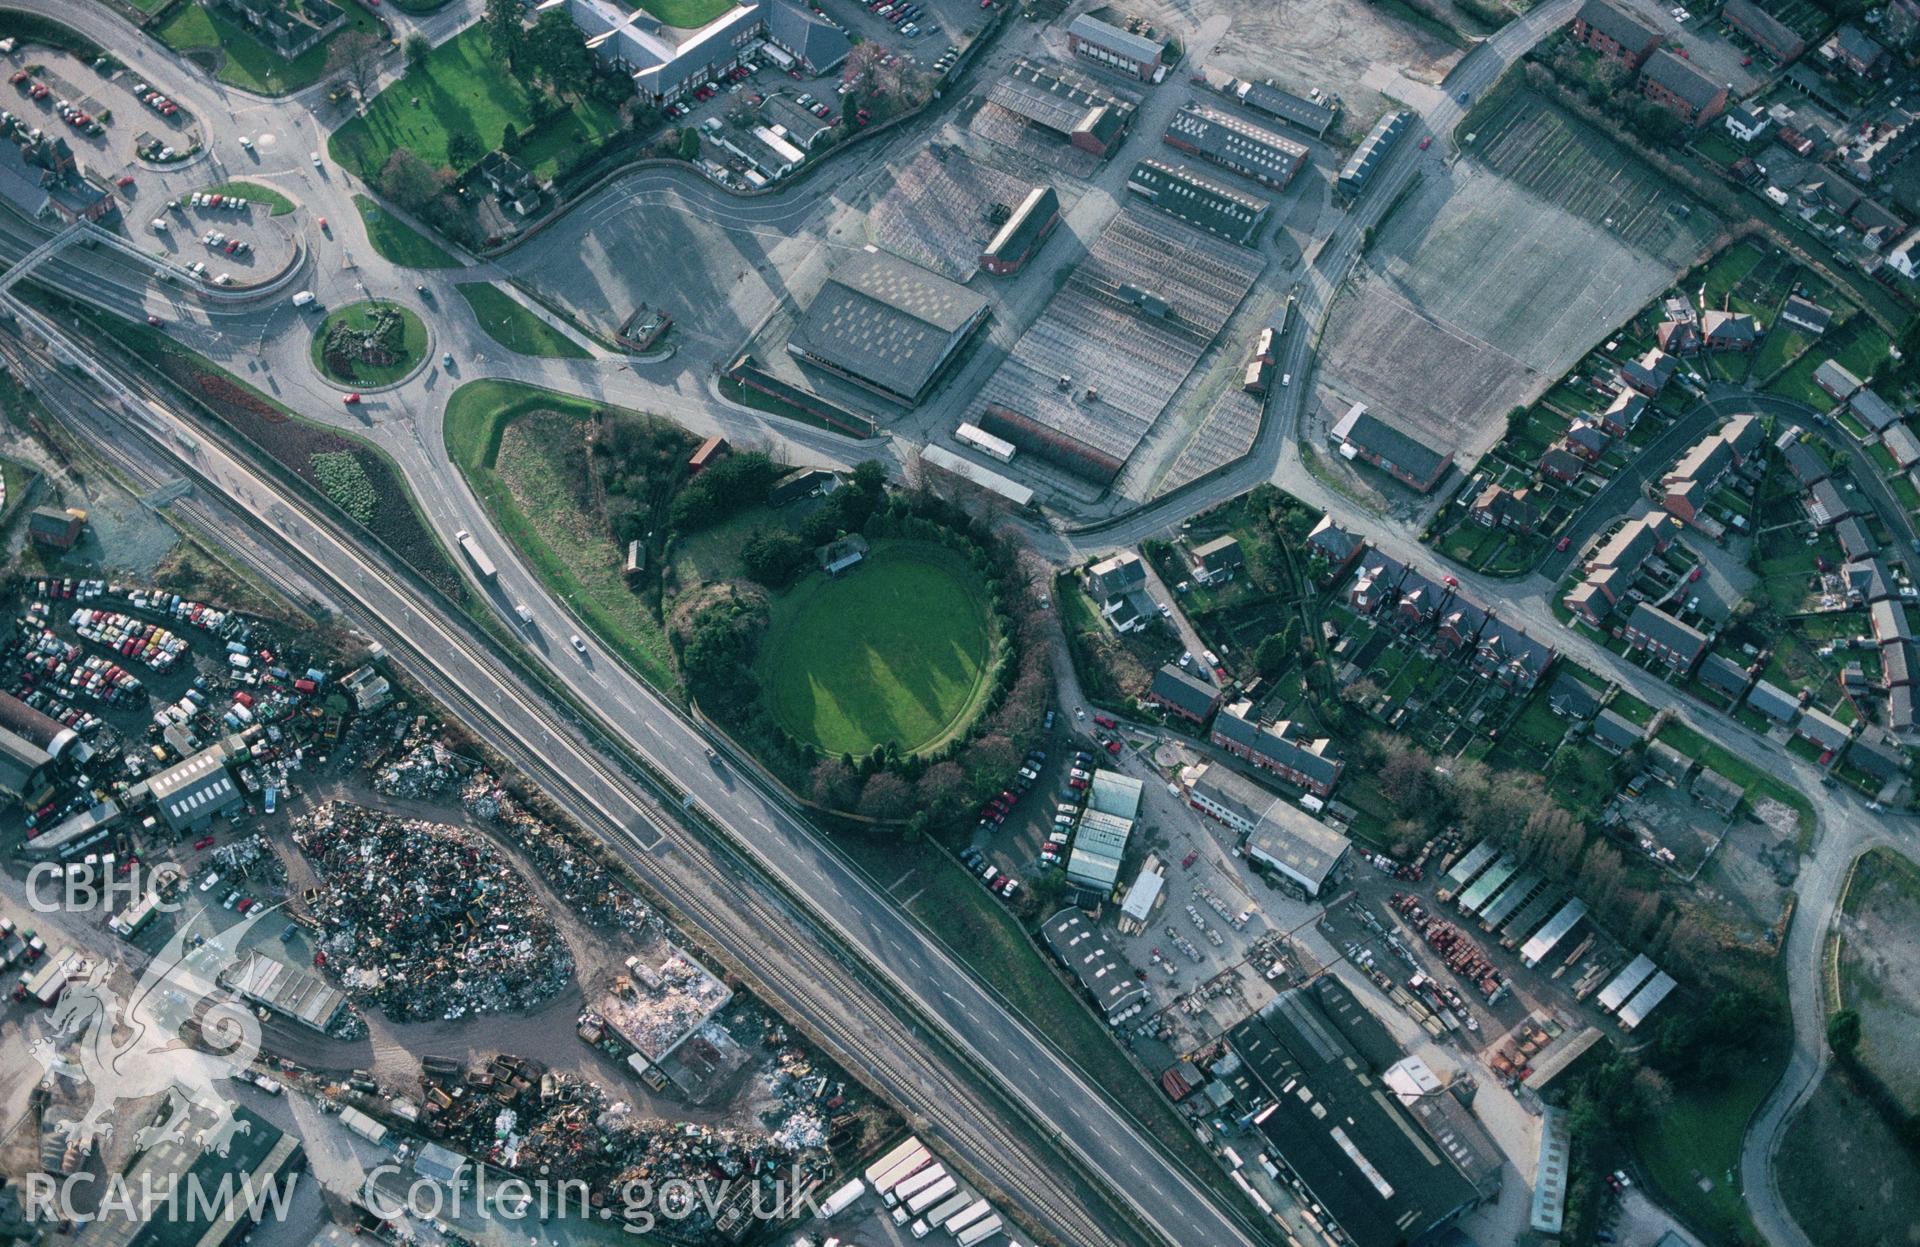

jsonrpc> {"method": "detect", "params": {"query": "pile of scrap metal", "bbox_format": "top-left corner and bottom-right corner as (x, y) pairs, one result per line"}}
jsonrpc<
(293, 802), (574, 1021)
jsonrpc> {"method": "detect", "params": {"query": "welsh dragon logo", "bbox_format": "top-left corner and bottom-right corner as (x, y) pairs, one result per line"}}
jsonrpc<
(26, 903), (276, 1157)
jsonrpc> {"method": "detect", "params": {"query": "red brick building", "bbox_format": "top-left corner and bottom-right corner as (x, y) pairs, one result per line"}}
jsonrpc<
(1569, 0), (1661, 68)
(1640, 49), (1729, 126)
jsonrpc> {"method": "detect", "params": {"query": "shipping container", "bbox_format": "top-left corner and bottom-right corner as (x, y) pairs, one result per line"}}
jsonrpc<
(955, 422), (1017, 464)
(924, 1192), (973, 1229)
(864, 1138), (923, 1185)
(816, 1179), (865, 1220)
(887, 1163), (946, 1207)
(943, 1198), (992, 1233)
(904, 1176), (957, 1217)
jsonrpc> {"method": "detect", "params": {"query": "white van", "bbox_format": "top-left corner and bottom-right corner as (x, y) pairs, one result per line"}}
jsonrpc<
(291, 290), (316, 308)
(150, 218), (168, 233)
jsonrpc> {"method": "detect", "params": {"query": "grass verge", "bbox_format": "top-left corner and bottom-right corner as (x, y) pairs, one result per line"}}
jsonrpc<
(154, 1), (380, 94)
(310, 300), (428, 387)
(442, 379), (682, 698)
(1634, 1031), (1786, 1246)
(456, 283), (591, 359)
(353, 194), (461, 269)
(204, 180), (296, 216)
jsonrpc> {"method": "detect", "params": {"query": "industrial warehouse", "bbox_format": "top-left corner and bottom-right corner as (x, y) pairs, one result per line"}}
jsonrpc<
(787, 248), (992, 405)
(1126, 158), (1272, 246)
(978, 58), (1138, 166)
(1224, 982), (1500, 1247)
(1163, 102), (1311, 190)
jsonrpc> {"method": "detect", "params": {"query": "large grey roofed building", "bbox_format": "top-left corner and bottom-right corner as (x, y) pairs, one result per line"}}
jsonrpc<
(1330, 403), (1452, 491)
(788, 249), (990, 404)
(1148, 662), (1223, 721)
(1244, 800), (1349, 897)
(1338, 109), (1410, 197)
(1232, 78), (1338, 136)
(147, 740), (242, 832)
(1163, 102), (1309, 188)
(571, 0), (847, 103)
(1042, 908), (1150, 1021)
(1642, 48), (1725, 116)
(1225, 989), (1490, 1247)
(988, 58), (1136, 156)
(1126, 158), (1270, 245)
(1067, 12), (1165, 64)
(1573, 0), (1661, 57)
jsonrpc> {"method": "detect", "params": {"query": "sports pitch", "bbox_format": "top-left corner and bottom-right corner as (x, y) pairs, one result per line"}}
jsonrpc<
(761, 541), (995, 757)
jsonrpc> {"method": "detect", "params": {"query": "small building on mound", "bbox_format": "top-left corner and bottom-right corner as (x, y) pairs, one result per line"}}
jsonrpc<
(818, 533), (868, 576)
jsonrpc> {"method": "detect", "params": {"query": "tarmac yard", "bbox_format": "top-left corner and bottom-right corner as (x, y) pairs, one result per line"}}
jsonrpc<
(866, 146), (1046, 282)
(1318, 92), (1718, 472)
(1122, 0), (1464, 137)
(497, 175), (807, 353)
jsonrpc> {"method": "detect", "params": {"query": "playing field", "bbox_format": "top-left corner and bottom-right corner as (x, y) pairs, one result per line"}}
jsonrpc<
(761, 541), (994, 757)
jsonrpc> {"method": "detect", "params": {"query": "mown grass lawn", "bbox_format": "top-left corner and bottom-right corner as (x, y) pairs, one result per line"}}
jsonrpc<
(204, 180), (295, 216)
(637, 0), (739, 25)
(329, 26), (624, 183)
(456, 283), (590, 359)
(1702, 240), (1766, 309)
(156, 1), (380, 94)
(760, 541), (994, 758)
(310, 300), (427, 387)
(1751, 322), (1812, 381)
(443, 380), (682, 697)
(1766, 349), (1841, 410)
(353, 195), (460, 269)
(1771, 314), (1898, 409)
(1635, 1034), (1786, 1246)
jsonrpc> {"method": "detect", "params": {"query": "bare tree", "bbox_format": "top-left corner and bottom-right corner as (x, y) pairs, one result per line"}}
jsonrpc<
(329, 31), (384, 109)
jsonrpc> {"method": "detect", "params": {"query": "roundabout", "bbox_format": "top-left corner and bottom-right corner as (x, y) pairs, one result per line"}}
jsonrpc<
(309, 299), (429, 389)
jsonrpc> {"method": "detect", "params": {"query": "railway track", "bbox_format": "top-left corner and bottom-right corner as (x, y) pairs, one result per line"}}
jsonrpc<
(0, 327), (1141, 1247)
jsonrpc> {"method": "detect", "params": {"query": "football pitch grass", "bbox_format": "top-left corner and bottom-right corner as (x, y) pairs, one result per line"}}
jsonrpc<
(761, 540), (994, 758)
